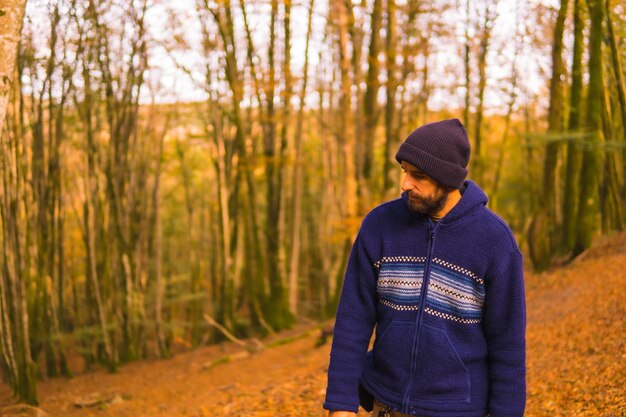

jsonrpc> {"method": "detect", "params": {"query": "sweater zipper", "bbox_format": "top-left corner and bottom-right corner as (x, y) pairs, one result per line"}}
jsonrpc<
(402, 221), (439, 414)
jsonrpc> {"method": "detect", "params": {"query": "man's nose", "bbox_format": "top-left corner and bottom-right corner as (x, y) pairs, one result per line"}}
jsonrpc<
(401, 177), (413, 192)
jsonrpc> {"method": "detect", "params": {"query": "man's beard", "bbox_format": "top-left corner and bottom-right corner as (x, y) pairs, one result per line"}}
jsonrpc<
(407, 188), (449, 218)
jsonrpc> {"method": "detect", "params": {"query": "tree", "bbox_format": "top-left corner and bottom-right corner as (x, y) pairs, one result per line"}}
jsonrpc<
(561, 0), (585, 254)
(471, 0), (499, 186)
(574, 0), (604, 255)
(383, 0), (399, 191)
(0, 0), (27, 133)
(0, 0), (37, 404)
(528, 0), (569, 270)
(288, 0), (315, 317)
(361, 0), (383, 189)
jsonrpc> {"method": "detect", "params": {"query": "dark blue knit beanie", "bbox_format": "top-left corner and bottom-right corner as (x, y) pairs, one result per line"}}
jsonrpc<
(395, 118), (470, 189)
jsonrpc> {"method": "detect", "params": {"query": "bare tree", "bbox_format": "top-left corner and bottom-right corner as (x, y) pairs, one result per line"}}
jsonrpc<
(471, 0), (498, 185)
(288, 0), (315, 317)
(383, 0), (399, 191)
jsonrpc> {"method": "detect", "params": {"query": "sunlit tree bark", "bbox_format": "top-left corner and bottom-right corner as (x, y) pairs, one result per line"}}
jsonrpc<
(288, 0), (315, 317)
(0, 0), (38, 404)
(335, 0), (358, 220)
(0, 0), (26, 132)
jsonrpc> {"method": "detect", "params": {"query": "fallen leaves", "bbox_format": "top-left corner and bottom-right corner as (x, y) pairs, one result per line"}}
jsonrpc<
(525, 235), (626, 417)
(1, 234), (624, 416)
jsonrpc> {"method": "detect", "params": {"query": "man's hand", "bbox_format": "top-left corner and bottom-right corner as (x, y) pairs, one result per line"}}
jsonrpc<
(328, 412), (358, 417)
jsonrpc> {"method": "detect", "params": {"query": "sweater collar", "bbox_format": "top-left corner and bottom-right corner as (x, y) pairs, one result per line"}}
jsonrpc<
(401, 180), (488, 225)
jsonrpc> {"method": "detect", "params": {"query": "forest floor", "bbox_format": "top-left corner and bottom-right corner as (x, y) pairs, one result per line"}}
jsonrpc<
(1, 233), (625, 417)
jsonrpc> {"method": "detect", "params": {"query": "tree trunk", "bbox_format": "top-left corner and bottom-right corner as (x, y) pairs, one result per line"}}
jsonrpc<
(262, 0), (291, 330)
(84, 176), (115, 369)
(471, 1), (498, 185)
(491, 27), (520, 208)
(345, 0), (365, 209)
(288, 0), (314, 317)
(604, 0), (626, 139)
(0, 129), (38, 405)
(0, 0), (36, 403)
(561, 0), (585, 254)
(0, 0), (26, 133)
(362, 0), (383, 186)
(383, 0), (398, 191)
(603, 0), (626, 226)
(463, 0), (472, 131)
(529, 0), (569, 270)
(237, 0), (276, 332)
(574, 0), (604, 255)
(174, 136), (203, 345)
(210, 0), (259, 335)
(335, 0), (358, 220)
(153, 122), (167, 357)
(600, 87), (624, 231)
(279, 0), (293, 318)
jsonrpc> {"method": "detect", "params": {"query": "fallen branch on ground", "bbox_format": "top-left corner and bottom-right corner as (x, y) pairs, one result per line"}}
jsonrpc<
(201, 322), (329, 370)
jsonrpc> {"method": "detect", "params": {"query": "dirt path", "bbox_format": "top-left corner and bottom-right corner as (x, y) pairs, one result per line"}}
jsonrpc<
(524, 235), (625, 417)
(1, 323), (334, 417)
(1, 235), (625, 417)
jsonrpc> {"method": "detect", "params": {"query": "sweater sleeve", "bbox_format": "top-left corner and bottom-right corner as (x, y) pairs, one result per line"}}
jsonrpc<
(483, 248), (526, 417)
(323, 226), (378, 412)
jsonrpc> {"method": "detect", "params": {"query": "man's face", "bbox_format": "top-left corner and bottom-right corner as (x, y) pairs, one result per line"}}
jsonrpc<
(401, 161), (450, 218)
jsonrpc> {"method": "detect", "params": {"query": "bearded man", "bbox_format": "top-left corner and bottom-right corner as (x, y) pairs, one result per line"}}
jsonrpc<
(323, 119), (526, 417)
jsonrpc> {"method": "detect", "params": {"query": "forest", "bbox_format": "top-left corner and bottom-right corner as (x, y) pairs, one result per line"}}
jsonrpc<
(0, 0), (624, 408)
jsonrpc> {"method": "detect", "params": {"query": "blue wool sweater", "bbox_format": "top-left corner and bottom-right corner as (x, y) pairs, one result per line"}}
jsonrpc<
(324, 181), (526, 417)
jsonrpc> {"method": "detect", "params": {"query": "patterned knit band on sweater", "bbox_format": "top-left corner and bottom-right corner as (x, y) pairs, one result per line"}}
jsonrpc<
(395, 118), (471, 189)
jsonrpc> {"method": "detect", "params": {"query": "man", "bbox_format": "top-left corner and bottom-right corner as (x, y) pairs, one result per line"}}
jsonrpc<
(323, 119), (526, 417)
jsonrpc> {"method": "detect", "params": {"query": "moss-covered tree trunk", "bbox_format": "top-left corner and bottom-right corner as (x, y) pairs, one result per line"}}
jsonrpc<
(561, 0), (585, 255)
(528, 0), (569, 270)
(574, 0), (604, 256)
